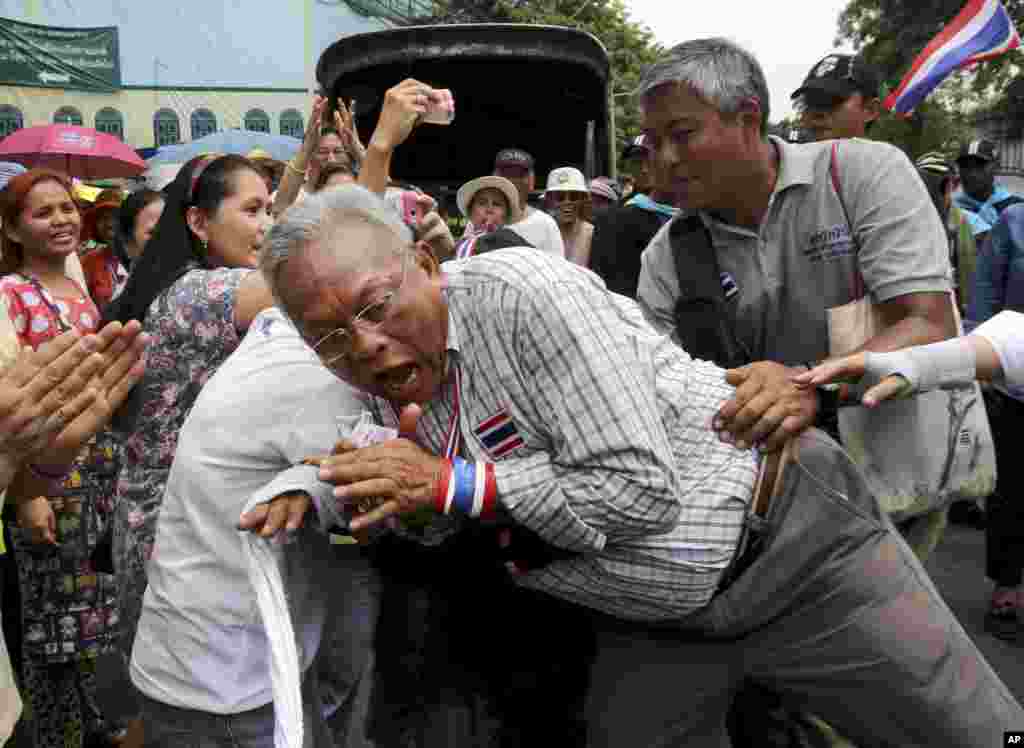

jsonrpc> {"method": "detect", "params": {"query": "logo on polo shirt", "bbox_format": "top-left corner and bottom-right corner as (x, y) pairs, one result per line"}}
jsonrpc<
(720, 271), (739, 299)
(805, 224), (855, 263)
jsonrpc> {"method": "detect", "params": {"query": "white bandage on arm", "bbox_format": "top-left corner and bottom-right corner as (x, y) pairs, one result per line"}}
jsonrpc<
(863, 337), (977, 394)
(973, 310), (1024, 389)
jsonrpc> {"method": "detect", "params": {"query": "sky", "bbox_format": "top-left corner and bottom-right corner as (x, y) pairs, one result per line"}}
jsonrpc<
(625, 0), (855, 121)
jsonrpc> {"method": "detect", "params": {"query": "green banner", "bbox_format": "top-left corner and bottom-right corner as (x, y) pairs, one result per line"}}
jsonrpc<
(0, 16), (120, 92)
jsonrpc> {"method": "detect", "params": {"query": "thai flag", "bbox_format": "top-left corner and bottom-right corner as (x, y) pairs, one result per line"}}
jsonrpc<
(884, 0), (1020, 115)
(474, 408), (524, 458)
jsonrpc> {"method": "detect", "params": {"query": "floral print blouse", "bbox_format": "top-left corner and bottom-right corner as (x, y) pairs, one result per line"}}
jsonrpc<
(112, 264), (250, 648)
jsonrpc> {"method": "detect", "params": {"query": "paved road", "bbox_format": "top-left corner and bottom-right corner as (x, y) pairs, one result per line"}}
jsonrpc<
(926, 520), (1024, 700)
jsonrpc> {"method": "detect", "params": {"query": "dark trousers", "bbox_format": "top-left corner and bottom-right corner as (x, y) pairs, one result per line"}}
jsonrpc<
(984, 388), (1024, 587)
(366, 532), (592, 748)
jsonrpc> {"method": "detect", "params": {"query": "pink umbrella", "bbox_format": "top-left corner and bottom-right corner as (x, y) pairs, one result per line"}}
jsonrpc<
(0, 124), (145, 179)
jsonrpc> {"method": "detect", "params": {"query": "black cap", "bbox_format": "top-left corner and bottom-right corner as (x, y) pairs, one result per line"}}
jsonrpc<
(621, 135), (650, 161)
(956, 139), (998, 164)
(494, 148), (535, 170)
(791, 54), (882, 101)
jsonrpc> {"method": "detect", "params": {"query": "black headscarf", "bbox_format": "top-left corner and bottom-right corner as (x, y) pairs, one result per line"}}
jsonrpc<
(105, 153), (253, 326)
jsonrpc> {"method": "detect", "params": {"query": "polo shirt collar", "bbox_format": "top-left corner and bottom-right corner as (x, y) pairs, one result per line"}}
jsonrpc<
(769, 135), (816, 192)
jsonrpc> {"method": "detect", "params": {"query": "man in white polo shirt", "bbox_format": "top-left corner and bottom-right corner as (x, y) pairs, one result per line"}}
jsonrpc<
(493, 148), (566, 257)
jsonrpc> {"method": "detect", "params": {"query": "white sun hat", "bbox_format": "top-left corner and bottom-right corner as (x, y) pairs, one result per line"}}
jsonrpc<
(545, 166), (589, 194)
(456, 175), (522, 222)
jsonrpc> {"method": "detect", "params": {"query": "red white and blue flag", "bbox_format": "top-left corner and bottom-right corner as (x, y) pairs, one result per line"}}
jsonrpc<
(474, 408), (524, 459)
(884, 0), (1021, 114)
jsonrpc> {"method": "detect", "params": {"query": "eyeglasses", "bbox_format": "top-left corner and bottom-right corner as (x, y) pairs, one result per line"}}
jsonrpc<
(310, 251), (410, 368)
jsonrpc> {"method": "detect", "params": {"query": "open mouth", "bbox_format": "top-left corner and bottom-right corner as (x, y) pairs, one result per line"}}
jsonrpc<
(376, 362), (419, 397)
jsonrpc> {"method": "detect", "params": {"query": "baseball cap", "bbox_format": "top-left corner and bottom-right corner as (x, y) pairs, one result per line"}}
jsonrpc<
(546, 167), (589, 194)
(621, 135), (650, 161)
(494, 148), (535, 170)
(956, 139), (998, 164)
(791, 54), (882, 101)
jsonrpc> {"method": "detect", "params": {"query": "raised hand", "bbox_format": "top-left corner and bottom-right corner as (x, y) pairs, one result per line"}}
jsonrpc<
(51, 320), (149, 456)
(301, 95), (328, 163)
(0, 322), (146, 487)
(334, 99), (366, 165)
(368, 79), (431, 153)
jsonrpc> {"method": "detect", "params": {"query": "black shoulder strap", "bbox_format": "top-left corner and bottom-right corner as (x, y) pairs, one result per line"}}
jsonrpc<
(669, 215), (752, 368)
(993, 195), (1024, 214)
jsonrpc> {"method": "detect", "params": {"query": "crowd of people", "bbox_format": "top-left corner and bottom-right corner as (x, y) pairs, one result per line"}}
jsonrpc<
(0, 33), (1021, 748)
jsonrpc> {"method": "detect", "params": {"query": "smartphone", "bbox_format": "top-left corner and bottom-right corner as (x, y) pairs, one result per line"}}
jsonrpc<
(422, 88), (455, 125)
(401, 190), (424, 226)
(384, 188), (423, 229)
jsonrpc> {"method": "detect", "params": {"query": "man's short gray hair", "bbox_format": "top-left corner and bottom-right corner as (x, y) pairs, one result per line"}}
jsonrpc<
(260, 184), (413, 320)
(638, 38), (770, 135)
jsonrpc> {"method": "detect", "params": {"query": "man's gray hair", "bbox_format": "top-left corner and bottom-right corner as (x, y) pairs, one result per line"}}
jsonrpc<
(260, 184), (413, 319)
(637, 38), (770, 135)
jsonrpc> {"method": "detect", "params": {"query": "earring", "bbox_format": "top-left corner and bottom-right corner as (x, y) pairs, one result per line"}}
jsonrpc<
(201, 238), (208, 252)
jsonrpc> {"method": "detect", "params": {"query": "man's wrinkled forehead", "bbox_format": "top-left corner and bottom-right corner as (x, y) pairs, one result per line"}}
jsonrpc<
(283, 221), (401, 319)
(641, 81), (710, 123)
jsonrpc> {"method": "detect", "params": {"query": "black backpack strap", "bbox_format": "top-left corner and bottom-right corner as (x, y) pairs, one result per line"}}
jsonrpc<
(669, 215), (753, 368)
(992, 195), (1024, 214)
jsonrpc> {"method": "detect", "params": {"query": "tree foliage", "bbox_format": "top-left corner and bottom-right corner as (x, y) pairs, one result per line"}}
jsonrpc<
(415, 0), (664, 162)
(832, 0), (1022, 156)
(836, 0), (1024, 111)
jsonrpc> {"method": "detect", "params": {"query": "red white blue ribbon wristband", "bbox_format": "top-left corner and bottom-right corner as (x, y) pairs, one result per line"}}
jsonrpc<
(435, 457), (497, 519)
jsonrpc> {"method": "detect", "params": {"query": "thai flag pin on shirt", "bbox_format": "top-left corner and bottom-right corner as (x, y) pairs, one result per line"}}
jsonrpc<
(474, 408), (524, 459)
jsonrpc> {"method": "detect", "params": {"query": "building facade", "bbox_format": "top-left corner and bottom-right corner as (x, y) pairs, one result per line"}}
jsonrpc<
(0, 0), (433, 149)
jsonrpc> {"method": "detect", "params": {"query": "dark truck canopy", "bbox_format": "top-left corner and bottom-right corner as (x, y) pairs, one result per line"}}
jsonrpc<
(316, 23), (614, 195)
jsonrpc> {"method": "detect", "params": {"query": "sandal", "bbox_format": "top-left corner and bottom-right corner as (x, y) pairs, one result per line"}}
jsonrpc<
(984, 594), (1021, 642)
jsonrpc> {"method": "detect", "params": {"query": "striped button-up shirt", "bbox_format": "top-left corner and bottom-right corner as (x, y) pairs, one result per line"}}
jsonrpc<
(371, 248), (758, 622)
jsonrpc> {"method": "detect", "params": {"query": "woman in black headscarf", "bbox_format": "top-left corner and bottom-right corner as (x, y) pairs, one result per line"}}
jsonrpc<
(105, 154), (275, 707)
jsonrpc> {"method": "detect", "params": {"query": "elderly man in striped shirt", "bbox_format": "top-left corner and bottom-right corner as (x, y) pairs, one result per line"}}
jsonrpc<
(260, 183), (1022, 748)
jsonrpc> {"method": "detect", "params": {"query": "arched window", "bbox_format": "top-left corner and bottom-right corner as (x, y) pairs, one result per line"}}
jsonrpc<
(94, 107), (124, 139)
(153, 108), (181, 147)
(243, 108), (270, 133)
(53, 106), (83, 126)
(191, 108), (218, 140)
(279, 108), (304, 138)
(0, 105), (23, 138)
